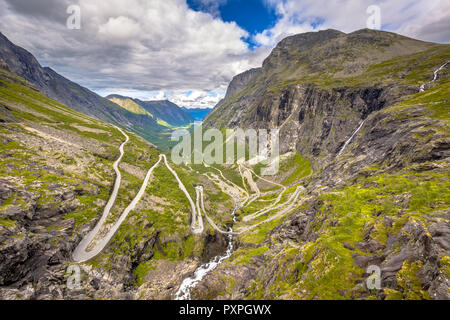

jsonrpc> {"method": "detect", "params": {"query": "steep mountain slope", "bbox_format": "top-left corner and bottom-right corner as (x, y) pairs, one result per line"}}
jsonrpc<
(0, 67), (156, 298)
(0, 32), (172, 149)
(1, 27), (448, 301)
(181, 107), (212, 121)
(139, 100), (194, 127)
(194, 29), (450, 299)
(222, 68), (261, 102)
(0, 68), (234, 299)
(205, 29), (447, 155)
(107, 94), (194, 127)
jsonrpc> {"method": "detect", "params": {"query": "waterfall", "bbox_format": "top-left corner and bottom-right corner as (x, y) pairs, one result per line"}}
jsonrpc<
(419, 61), (449, 92)
(337, 61), (448, 156)
(174, 201), (238, 300)
(337, 120), (366, 156)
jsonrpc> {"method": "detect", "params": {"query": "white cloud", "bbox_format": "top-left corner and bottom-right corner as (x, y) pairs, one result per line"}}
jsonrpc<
(98, 16), (141, 42)
(169, 90), (225, 109)
(256, 0), (449, 47)
(395, 0), (450, 43)
(0, 0), (257, 107)
(95, 88), (223, 109)
(0, 0), (448, 110)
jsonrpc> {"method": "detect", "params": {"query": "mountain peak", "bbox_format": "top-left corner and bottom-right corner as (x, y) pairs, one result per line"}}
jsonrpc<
(275, 29), (344, 49)
(223, 67), (261, 101)
(261, 28), (438, 75)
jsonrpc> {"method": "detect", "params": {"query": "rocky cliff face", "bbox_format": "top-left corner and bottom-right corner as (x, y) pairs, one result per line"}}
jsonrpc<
(222, 68), (261, 101)
(204, 29), (443, 156)
(197, 29), (450, 300)
(0, 33), (49, 89)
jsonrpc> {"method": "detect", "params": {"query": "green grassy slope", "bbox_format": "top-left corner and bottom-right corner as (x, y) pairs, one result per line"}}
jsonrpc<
(0, 68), (231, 298)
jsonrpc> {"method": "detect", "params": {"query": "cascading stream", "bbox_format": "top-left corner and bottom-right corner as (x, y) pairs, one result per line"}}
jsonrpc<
(174, 200), (239, 300)
(337, 120), (366, 156)
(419, 61), (449, 92)
(337, 61), (449, 158)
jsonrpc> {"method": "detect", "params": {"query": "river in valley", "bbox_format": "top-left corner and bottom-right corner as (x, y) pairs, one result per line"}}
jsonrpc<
(174, 201), (239, 300)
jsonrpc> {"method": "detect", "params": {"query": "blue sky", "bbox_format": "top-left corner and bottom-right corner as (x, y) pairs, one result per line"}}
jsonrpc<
(0, 0), (448, 109)
(187, 0), (279, 47)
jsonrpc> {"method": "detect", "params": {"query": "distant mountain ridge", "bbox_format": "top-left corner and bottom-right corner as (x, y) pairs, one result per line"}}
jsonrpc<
(204, 29), (445, 147)
(107, 94), (194, 127)
(0, 31), (172, 149)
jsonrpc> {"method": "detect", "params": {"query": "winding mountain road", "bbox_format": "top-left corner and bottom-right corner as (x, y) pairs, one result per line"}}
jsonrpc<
(73, 126), (306, 262)
(73, 127), (130, 262)
(196, 176), (304, 235)
(73, 129), (203, 262)
(239, 164), (287, 222)
(162, 154), (204, 233)
(73, 127), (164, 262)
(207, 162), (249, 202)
(236, 186), (305, 234)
